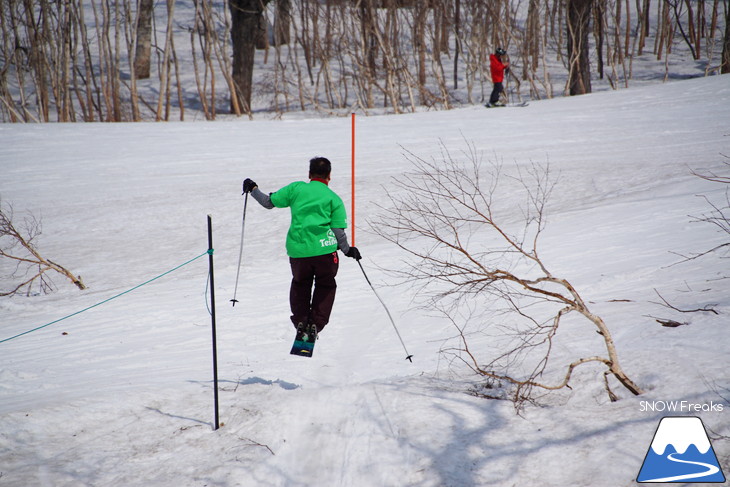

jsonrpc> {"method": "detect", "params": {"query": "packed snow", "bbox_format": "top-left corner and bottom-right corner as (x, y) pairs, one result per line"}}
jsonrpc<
(1, 74), (729, 486)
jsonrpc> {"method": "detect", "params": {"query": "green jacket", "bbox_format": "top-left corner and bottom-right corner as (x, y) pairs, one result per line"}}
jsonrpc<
(270, 180), (348, 258)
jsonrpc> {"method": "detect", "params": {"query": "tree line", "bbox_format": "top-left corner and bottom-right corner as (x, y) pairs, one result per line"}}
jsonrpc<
(1, 0), (728, 122)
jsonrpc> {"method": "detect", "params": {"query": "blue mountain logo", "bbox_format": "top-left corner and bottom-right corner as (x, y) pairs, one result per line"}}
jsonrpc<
(637, 416), (726, 483)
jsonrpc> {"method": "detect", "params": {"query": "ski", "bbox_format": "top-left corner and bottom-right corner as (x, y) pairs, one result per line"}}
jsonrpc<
(485, 101), (529, 108)
(290, 324), (317, 357)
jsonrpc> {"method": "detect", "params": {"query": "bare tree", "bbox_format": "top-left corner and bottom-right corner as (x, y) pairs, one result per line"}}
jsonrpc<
(720, 2), (730, 74)
(567, 0), (593, 95)
(1, 201), (86, 296)
(229, 0), (272, 115)
(273, 0), (291, 46)
(133, 0), (154, 79)
(372, 141), (643, 408)
(155, 0), (179, 121)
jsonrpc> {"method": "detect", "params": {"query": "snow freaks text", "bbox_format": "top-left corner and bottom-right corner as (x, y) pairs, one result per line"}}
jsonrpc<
(639, 401), (725, 413)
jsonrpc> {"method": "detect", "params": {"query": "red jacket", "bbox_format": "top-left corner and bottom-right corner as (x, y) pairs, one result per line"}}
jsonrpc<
(490, 54), (508, 83)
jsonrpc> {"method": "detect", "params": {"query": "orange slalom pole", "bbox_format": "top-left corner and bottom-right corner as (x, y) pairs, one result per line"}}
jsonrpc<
(351, 113), (356, 246)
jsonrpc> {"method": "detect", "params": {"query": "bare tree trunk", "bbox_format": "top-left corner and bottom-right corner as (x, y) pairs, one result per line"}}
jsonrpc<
(567, 0), (593, 95)
(614, 0), (623, 65)
(112, 0), (122, 121)
(255, 8), (268, 50)
(59, 0), (73, 121)
(722, 3), (730, 73)
(525, 0), (541, 77)
(229, 0), (272, 114)
(453, 0), (461, 89)
(171, 33), (184, 120)
(155, 0), (175, 120)
(274, 0), (290, 46)
(75, 0), (99, 121)
(359, 0), (377, 109)
(637, 0), (651, 55)
(593, 0), (605, 79)
(413, 2), (428, 105)
(134, 0), (154, 79)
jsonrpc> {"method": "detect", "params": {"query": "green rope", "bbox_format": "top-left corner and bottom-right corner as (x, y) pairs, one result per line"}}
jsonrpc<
(0, 250), (211, 344)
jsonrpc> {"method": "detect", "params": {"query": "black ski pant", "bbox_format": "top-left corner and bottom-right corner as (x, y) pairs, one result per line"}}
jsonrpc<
(489, 82), (504, 104)
(289, 252), (339, 332)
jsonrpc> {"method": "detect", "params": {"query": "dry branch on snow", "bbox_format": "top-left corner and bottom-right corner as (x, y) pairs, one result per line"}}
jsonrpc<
(0, 201), (86, 296)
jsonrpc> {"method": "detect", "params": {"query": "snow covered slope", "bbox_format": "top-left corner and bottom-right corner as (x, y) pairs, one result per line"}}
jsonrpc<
(1, 75), (729, 486)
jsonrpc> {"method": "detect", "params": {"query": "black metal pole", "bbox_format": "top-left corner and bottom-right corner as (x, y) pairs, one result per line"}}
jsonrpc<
(207, 215), (220, 430)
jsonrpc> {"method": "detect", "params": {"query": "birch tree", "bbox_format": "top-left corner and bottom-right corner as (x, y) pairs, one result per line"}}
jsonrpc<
(373, 142), (643, 408)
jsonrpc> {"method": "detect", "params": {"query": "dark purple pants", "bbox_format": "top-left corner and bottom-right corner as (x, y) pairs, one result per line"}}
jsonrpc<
(289, 252), (339, 332)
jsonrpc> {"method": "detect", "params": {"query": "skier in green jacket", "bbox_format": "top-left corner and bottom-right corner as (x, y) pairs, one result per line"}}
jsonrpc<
(243, 157), (361, 341)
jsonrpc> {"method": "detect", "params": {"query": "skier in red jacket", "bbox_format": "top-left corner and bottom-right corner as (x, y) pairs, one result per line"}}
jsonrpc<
(487, 48), (510, 107)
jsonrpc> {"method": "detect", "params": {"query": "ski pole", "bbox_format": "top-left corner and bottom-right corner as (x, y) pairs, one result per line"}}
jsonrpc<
(503, 54), (515, 104)
(230, 190), (249, 306)
(357, 260), (413, 362)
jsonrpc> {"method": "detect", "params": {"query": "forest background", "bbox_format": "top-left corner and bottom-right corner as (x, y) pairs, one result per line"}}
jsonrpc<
(1, 0), (729, 123)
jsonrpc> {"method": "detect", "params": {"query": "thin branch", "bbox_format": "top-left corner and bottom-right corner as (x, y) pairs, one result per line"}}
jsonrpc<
(651, 288), (718, 315)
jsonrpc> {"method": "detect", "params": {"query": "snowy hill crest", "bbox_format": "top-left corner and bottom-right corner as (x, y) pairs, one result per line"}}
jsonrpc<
(650, 417), (712, 455)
